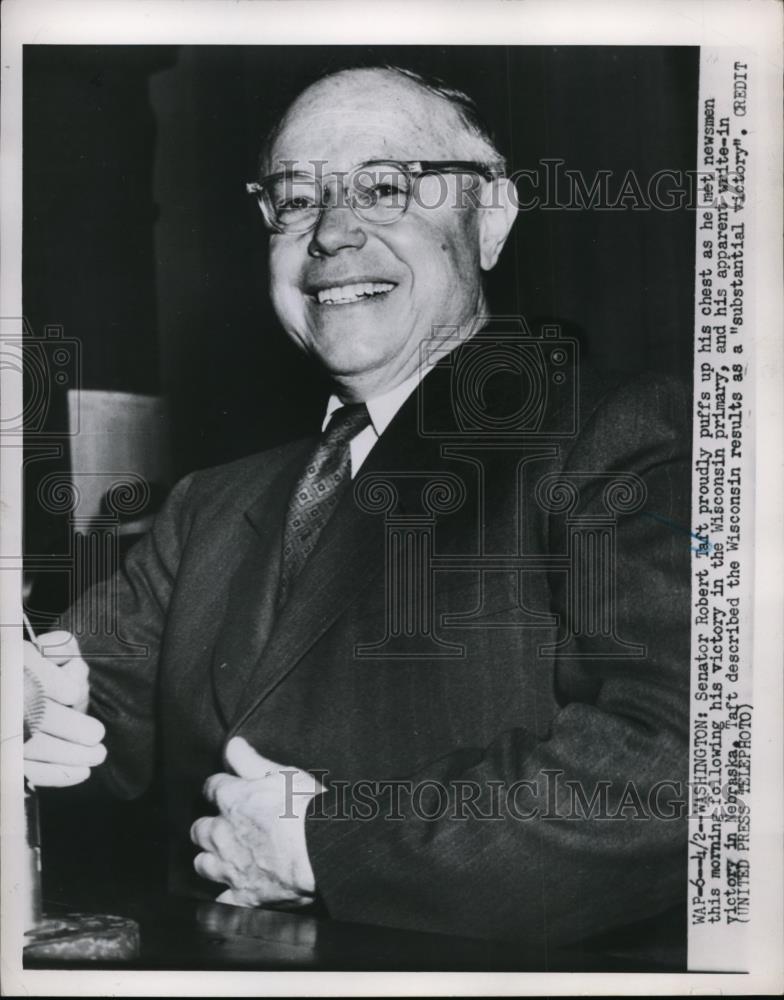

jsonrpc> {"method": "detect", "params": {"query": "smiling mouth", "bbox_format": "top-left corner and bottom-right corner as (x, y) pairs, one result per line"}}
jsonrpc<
(313, 281), (396, 306)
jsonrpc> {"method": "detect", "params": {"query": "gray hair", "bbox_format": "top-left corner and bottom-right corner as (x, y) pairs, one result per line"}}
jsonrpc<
(382, 65), (506, 172)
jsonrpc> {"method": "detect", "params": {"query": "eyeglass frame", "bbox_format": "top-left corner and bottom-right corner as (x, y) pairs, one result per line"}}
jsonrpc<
(245, 159), (504, 234)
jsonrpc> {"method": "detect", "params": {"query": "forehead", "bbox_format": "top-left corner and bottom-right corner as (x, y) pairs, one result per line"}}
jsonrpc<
(268, 70), (466, 173)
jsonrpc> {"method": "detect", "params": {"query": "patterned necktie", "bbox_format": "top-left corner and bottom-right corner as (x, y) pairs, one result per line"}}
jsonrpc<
(278, 402), (372, 607)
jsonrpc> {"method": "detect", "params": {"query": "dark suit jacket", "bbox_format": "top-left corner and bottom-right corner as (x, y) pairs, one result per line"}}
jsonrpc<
(68, 343), (692, 960)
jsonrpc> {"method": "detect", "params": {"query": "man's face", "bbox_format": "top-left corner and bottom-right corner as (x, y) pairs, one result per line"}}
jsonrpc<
(265, 70), (496, 396)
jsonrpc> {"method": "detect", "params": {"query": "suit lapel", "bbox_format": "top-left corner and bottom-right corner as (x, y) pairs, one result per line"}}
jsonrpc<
(210, 438), (312, 725)
(228, 364), (460, 732)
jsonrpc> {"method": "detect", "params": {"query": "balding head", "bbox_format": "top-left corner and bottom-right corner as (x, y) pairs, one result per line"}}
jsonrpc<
(263, 66), (504, 176)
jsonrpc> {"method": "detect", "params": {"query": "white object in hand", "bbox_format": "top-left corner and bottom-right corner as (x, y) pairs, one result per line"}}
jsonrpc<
(22, 627), (107, 787)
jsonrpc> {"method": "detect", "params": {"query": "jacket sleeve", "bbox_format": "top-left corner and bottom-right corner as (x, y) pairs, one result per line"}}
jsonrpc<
(304, 374), (692, 947)
(64, 472), (196, 800)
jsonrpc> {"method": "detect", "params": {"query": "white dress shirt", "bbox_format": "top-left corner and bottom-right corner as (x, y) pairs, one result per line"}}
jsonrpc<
(322, 364), (429, 477)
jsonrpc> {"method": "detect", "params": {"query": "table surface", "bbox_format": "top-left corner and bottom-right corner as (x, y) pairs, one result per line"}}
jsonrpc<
(24, 889), (684, 972)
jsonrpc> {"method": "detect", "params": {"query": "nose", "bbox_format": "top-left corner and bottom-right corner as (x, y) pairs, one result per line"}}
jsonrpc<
(308, 204), (367, 258)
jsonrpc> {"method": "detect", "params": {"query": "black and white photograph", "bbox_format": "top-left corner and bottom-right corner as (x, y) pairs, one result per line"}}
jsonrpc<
(1, 1), (781, 995)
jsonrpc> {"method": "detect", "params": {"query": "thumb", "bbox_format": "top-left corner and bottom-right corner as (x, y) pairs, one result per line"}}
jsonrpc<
(35, 631), (83, 664)
(223, 736), (279, 779)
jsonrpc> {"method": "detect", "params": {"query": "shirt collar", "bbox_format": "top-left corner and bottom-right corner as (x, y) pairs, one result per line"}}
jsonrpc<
(322, 363), (430, 437)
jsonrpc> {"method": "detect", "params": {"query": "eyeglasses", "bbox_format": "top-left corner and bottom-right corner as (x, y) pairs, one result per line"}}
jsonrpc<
(245, 159), (502, 234)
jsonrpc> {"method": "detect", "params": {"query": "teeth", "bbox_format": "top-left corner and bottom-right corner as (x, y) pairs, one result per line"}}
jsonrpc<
(316, 282), (395, 305)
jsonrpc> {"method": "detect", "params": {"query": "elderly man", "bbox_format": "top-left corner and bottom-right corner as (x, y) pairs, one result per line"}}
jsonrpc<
(24, 65), (691, 956)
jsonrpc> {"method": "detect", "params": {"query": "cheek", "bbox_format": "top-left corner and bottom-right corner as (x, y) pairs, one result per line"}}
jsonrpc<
(416, 223), (480, 299)
(271, 284), (306, 334)
(269, 246), (306, 326)
(421, 208), (480, 269)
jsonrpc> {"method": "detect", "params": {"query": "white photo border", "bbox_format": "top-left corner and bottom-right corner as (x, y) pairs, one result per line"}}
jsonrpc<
(1, 1), (781, 995)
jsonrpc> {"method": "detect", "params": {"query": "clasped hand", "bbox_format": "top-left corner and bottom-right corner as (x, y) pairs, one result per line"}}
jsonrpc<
(191, 737), (324, 908)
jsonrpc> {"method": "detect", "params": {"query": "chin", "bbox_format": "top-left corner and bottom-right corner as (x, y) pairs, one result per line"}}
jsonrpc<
(307, 329), (396, 376)
(316, 349), (391, 380)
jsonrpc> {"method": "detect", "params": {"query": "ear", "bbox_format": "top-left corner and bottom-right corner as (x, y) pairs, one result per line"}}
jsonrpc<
(478, 177), (518, 271)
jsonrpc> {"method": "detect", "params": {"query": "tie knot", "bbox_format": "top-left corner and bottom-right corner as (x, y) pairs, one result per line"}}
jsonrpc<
(323, 402), (371, 447)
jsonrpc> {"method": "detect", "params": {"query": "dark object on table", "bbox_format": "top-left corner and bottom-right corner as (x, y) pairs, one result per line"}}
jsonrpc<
(24, 913), (140, 962)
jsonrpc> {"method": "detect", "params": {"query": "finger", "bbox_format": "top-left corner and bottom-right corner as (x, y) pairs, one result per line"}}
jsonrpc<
(23, 731), (106, 767)
(24, 643), (87, 708)
(59, 658), (90, 713)
(215, 888), (253, 908)
(24, 761), (91, 788)
(34, 631), (83, 664)
(202, 771), (241, 808)
(209, 815), (245, 863)
(190, 816), (217, 851)
(38, 701), (105, 746)
(224, 736), (280, 780)
(193, 851), (230, 886)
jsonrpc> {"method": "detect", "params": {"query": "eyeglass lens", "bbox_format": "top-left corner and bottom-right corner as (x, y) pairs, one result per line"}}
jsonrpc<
(264, 163), (412, 231)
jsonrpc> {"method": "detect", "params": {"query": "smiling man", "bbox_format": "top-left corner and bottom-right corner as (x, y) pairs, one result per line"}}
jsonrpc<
(258, 67), (516, 398)
(24, 65), (692, 962)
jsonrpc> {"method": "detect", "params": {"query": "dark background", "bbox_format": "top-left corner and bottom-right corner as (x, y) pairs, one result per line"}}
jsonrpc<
(24, 45), (698, 473)
(24, 45), (698, 910)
